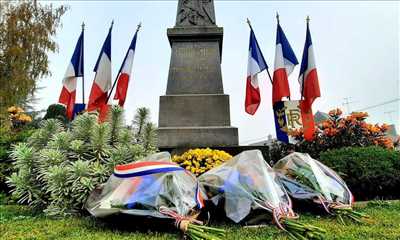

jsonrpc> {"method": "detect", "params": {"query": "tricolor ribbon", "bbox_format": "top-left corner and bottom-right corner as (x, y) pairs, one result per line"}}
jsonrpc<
(195, 183), (205, 209)
(113, 161), (184, 178)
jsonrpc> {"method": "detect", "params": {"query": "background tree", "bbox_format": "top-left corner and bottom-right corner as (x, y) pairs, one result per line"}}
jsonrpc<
(142, 122), (157, 152)
(131, 107), (157, 151)
(132, 107), (150, 141)
(0, 1), (67, 116)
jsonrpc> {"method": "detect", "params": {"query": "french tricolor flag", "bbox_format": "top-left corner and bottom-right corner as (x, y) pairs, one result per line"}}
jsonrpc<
(245, 28), (268, 115)
(272, 20), (298, 105)
(87, 24), (113, 112)
(58, 30), (84, 120)
(298, 18), (321, 111)
(113, 30), (138, 107)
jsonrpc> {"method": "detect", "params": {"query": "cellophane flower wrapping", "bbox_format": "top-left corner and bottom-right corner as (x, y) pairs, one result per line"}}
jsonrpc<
(273, 152), (353, 208)
(85, 152), (206, 219)
(199, 150), (293, 223)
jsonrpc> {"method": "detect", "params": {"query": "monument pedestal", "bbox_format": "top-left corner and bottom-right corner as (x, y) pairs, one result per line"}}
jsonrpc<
(157, 1), (238, 148)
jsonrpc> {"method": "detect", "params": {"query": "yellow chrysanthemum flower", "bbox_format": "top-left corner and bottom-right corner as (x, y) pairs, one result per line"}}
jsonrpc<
(172, 148), (232, 176)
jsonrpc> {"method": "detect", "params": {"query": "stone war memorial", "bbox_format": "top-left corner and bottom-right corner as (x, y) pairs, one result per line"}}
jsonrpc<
(157, 0), (239, 148)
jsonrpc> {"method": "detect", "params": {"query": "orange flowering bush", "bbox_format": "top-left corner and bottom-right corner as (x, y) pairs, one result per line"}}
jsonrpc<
(295, 109), (393, 149)
(7, 106), (32, 129)
(270, 108), (395, 161)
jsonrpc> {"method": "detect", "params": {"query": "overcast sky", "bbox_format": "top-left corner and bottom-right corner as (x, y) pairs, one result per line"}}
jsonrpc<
(37, 1), (399, 144)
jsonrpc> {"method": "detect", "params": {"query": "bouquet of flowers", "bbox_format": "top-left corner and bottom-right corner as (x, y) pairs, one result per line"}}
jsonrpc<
(172, 148), (232, 176)
(86, 152), (225, 240)
(273, 152), (370, 224)
(199, 150), (325, 240)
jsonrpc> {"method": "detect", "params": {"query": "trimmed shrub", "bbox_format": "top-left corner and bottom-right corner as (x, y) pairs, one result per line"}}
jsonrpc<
(319, 146), (400, 201)
(43, 104), (68, 124)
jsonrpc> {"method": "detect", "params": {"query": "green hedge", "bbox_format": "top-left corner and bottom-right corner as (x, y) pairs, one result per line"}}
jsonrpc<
(319, 146), (400, 201)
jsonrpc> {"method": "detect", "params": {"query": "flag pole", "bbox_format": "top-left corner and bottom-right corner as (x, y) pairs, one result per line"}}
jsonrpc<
(81, 22), (85, 105)
(276, 12), (280, 25)
(301, 15), (310, 101)
(276, 13), (290, 101)
(106, 22), (142, 104)
(246, 18), (273, 84)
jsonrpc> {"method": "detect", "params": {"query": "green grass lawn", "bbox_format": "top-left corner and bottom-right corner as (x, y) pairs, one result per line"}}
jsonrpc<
(1, 201), (400, 240)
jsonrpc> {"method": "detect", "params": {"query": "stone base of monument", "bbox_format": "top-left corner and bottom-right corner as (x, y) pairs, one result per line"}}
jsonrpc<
(157, 126), (238, 148)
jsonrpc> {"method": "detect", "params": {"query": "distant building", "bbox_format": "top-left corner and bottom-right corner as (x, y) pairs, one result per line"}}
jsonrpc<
(314, 111), (331, 124)
(386, 124), (398, 140)
(249, 134), (276, 146)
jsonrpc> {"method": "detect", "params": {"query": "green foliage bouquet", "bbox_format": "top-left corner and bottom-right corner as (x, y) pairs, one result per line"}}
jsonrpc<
(274, 152), (370, 225)
(199, 150), (326, 240)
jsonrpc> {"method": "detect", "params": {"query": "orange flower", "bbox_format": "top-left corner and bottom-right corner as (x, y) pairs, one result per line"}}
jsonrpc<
(377, 137), (394, 149)
(322, 121), (331, 128)
(288, 128), (304, 138)
(328, 108), (343, 117)
(7, 106), (24, 115)
(337, 119), (347, 128)
(323, 128), (338, 137)
(380, 123), (390, 132)
(360, 122), (367, 128)
(351, 112), (368, 120)
(365, 124), (381, 134)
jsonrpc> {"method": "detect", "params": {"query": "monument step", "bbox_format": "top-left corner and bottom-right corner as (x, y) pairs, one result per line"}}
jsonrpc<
(159, 94), (232, 127)
(157, 126), (238, 148)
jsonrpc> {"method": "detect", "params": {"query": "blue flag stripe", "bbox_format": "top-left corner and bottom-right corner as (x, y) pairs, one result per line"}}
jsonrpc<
(70, 30), (84, 77)
(117, 31), (138, 75)
(276, 24), (298, 65)
(299, 24), (313, 77)
(249, 29), (268, 71)
(94, 25), (112, 72)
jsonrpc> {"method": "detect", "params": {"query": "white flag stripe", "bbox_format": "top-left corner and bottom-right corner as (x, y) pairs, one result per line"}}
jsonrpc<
(274, 43), (296, 76)
(121, 49), (135, 74)
(94, 52), (112, 91)
(274, 44), (285, 70)
(63, 63), (77, 92)
(247, 50), (262, 76)
(298, 44), (316, 94)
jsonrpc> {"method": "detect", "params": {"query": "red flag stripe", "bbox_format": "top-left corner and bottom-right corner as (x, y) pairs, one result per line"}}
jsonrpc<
(303, 69), (320, 109)
(245, 76), (261, 115)
(272, 68), (291, 104)
(113, 73), (130, 107)
(59, 87), (76, 120)
(87, 82), (108, 112)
